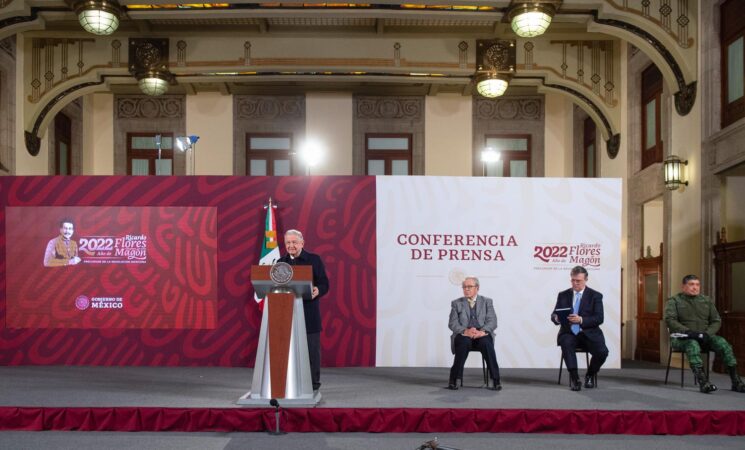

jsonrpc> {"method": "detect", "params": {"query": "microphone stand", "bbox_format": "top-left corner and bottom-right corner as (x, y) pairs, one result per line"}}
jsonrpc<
(268, 398), (287, 435)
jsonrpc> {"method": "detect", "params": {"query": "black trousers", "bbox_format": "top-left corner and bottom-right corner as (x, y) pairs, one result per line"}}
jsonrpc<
(558, 331), (608, 376)
(449, 334), (500, 383)
(307, 331), (321, 388)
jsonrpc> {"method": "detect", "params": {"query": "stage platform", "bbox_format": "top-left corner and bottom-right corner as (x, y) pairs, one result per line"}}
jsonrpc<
(1, 361), (744, 436)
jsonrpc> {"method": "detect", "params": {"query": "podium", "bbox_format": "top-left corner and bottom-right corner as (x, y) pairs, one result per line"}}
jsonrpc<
(237, 264), (321, 406)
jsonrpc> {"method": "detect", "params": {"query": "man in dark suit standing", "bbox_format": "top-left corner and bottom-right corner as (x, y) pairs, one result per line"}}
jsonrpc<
(447, 276), (501, 391)
(278, 229), (329, 392)
(551, 265), (608, 391)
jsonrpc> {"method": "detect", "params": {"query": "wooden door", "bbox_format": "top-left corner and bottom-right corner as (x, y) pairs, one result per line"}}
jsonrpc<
(713, 239), (745, 371)
(635, 253), (663, 362)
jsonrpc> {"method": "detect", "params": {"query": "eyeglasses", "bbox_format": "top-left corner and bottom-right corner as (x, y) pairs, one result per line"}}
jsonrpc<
(462, 285), (477, 289)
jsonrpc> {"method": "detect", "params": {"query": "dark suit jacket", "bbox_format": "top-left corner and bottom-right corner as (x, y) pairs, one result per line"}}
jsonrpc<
(278, 249), (329, 334)
(551, 286), (605, 345)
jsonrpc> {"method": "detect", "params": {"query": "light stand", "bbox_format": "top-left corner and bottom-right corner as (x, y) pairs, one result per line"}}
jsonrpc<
(154, 134), (162, 176)
(176, 135), (200, 175)
(299, 138), (323, 176)
(189, 138), (197, 175)
(267, 398), (287, 435)
(480, 148), (500, 177)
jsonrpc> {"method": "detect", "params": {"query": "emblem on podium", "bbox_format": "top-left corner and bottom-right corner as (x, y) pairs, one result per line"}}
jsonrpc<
(269, 262), (293, 285)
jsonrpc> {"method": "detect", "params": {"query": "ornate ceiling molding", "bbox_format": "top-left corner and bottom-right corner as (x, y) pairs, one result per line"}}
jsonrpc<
(514, 75), (621, 159)
(591, 10), (696, 116)
(116, 97), (184, 119)
(475, 98), (543, 121)
(28, 38), (99, 103)
(236, 96), (304, 120)
(522, 39), (618, 108)
(355, 97), (423, 120)
(603, 0), (693, 49)
(24, 74), (130, 156)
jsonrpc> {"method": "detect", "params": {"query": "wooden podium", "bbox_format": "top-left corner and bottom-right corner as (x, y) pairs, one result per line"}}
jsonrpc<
(237, 264), (321, 406)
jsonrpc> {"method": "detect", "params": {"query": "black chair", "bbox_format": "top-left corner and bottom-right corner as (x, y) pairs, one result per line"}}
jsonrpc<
(459, 349), (491, 388)
(665, 343), (710, 387)
(558, 345), (596, 386)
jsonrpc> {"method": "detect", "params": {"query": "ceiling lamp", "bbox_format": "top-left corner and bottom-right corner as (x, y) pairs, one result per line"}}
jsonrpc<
(137, 71), (171, 96)
(476, 73), (510, 98)
(509, 2), (556, 38)
(74, 0), (122, 36)
(475, 39), (516, 98)
(129, 38), (174, 96)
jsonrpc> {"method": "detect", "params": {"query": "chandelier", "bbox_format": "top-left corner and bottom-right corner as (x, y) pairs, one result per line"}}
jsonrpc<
(508, 2), (557, 38)
(137, 71), (171, 96)
(74, 0), (122, 36)
(129, 38), (174, 96)
(475, 73), (510, 98)
(474, 39), (516, 98)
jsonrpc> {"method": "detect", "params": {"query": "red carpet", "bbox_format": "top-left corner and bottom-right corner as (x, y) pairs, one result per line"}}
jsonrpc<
(1, 407), (743, 435)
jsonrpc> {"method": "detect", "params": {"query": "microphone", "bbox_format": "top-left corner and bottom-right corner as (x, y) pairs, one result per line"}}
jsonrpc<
(417, 437), (462, 450)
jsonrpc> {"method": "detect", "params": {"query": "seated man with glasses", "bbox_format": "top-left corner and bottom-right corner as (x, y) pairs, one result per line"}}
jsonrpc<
(446, 276), (502, 391)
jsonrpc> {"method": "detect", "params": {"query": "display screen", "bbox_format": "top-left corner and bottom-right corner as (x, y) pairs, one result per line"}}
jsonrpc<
(6, 206), (218, 329)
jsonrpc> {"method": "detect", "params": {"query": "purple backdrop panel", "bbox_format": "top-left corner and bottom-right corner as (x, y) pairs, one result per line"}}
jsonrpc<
(0, 176), (376, 367)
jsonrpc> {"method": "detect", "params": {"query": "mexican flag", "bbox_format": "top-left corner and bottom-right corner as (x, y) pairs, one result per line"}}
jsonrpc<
(255, 198), (280, 310)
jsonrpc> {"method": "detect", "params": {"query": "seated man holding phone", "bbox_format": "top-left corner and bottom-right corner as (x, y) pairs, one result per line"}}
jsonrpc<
(551, 266), (608, 391)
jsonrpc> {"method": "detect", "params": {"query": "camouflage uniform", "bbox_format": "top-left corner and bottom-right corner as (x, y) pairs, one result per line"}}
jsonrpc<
(663, 292), (737, 368)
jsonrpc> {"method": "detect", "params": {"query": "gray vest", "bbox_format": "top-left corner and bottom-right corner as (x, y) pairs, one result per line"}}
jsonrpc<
(467, 300), (482, 329)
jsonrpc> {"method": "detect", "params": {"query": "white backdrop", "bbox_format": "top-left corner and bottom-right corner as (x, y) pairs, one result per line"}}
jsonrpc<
(375, 176), (622, 368)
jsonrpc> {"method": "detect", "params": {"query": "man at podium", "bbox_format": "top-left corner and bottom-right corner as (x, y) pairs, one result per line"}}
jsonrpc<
(278, 229), (329, 391)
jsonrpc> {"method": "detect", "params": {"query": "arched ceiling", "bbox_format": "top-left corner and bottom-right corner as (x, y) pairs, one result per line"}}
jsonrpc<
(0, 0), (698, 157)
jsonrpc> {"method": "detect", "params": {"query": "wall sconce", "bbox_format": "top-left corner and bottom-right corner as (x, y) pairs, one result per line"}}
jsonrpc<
(663, 154), (688, 190)
(74, 0), (122, 36)
(508, 1), (558, 38)
(475, 39), (516, 98)
(129, 38), (175, 96)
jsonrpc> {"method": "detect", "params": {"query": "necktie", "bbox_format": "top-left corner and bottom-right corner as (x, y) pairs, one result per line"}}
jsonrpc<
(571, 291), (581, 335)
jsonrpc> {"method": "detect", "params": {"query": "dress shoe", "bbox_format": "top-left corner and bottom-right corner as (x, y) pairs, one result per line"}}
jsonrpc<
(584, 374), (596, 389)
(569, 378), (582, 391)
(446, 382), (459, 390)
(488, 382), (502, 391)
